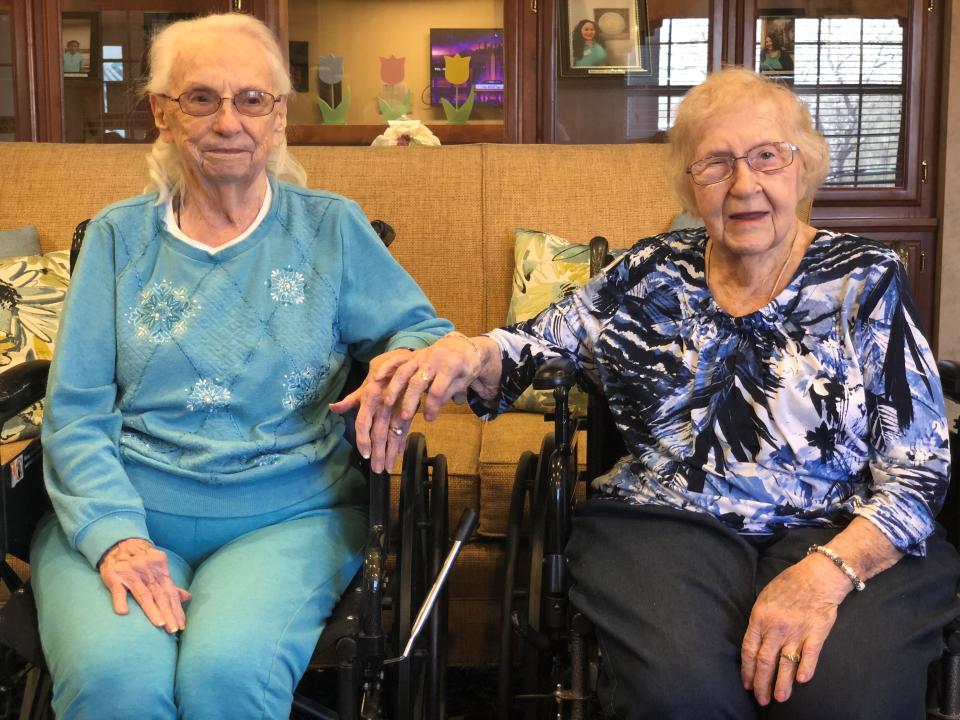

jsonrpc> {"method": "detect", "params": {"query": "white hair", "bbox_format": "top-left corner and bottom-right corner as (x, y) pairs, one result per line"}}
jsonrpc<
(142, 13), (307, 203)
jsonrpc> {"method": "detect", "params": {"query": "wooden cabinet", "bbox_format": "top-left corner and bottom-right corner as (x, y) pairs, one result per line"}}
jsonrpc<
(0, 0), (947, 340)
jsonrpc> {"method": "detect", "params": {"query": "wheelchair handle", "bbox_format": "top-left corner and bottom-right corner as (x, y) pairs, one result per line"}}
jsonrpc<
(533, 358), (578, 391)
(384, 508), (478, 665)
(0, 360), (50, 426)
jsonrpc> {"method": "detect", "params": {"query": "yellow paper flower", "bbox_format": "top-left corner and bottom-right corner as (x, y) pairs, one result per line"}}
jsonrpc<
(443, 54), (471, 86)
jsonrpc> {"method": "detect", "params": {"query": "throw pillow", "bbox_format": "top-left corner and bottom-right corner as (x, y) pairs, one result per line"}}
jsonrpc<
(506, 228), (622, 413)
(0, 250), (71, 442)
(0, 225), (41, 259)
(668, 211), (705, 231)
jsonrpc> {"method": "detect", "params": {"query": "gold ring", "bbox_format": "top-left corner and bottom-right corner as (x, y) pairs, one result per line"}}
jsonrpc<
(781, 650), (801, 664)
(418, 370), (431, 382)
(389, 426), (403, 436)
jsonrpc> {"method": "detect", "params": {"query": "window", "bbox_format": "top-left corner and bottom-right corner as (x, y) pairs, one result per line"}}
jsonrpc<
(655, 17), (709, 131)
(760, 17), (906, 188)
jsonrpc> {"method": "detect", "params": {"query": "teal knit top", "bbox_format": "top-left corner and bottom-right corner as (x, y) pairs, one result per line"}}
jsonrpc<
(42, 179), (452, 568)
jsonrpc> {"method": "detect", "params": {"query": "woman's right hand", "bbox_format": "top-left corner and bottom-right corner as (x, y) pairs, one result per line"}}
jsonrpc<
(98, 538), (191, 633)
(340, 334), (501, 473)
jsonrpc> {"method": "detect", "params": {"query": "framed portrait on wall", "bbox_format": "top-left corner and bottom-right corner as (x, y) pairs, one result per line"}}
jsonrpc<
(559, 0), (651, 77)
(757, 12), (799, 78)
(62, 13), (97, 78)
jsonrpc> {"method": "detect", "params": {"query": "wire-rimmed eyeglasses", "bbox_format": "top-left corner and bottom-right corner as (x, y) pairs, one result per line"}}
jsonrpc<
(687, 142), (799, 186)
(158, 89), (283, 118)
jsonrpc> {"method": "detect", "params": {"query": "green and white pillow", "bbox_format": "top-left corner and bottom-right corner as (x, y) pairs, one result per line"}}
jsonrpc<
(506, 229), (620, 413)
(0, 250), (71, 442)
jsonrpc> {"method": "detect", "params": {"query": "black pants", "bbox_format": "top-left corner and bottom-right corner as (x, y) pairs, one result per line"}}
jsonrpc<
(565, 502), (960, 720)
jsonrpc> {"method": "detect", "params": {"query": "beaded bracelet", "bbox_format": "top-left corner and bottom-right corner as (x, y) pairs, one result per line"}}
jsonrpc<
(444, 330), (484, 365)
(807, 544), (866, 592)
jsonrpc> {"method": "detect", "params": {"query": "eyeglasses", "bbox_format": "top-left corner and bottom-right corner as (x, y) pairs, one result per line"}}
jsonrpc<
(159, 89), (283, 118)
(687, 142), (799, 186)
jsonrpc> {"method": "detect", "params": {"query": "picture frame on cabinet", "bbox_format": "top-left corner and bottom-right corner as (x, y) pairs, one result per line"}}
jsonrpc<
(559, 0), (651, 77)
(62, 13), (97, 78)
(757, 10), (802, 78)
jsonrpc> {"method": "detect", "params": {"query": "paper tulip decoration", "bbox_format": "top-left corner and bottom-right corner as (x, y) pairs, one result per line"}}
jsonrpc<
(316, 55), (350, 124)
(377, 55), (412, 121)
(441, 54), (475, 124)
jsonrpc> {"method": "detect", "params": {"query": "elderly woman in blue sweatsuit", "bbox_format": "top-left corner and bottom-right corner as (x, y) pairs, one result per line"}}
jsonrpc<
(29, 13), (450, 720)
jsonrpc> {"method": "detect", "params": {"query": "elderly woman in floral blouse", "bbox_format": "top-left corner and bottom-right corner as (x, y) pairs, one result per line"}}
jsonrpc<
(341, 67), (959, 719)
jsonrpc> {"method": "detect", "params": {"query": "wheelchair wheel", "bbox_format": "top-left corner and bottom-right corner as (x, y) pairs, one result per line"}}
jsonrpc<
(391, 432), (449, 720)
(498, 434), (559, 720)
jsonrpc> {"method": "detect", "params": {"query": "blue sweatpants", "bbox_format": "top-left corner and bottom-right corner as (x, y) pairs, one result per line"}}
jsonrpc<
(30, 496), (366, 720)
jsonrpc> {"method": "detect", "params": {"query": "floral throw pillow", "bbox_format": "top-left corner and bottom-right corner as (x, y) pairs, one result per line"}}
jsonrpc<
(0, 250), (70, 442)
(506, 229), (622, 413)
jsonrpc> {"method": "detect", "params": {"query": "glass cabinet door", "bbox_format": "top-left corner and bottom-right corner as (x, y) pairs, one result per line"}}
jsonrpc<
(546, 0), (712, 143)
(752, 0), (910, 191)
(285, 0), (506, 145)
(59, 4), (224, 144)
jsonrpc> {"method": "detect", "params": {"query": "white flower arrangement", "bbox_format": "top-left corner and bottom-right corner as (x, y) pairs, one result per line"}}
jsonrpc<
(371, 119), (441, 147)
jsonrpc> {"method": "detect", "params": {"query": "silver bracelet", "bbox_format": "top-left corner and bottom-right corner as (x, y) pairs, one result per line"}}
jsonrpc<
(444, 331), (484, 365)
(806, 544), (866, 591)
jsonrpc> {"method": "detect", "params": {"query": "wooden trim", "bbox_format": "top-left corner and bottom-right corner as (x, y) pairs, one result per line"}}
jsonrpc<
(9, 0), (37, 139)
(286, 123), (505, 146)
(34, 0), (62, 142)
(503, 0), (525, 143)
(538, 0), (557, 143)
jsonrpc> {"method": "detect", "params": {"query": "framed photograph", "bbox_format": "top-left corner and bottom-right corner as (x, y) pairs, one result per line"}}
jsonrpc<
(757, 11), (800, 78)
(559, 0), (651, 78)
(62, 13), (97, 78)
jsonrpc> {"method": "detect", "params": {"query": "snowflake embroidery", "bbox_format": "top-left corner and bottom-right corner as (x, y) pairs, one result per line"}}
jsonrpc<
(245, 453), (281, 467)
(186, 379), (231, 412)
(128, 281), (197, 344)
(268, 268), (306, 305)
(282, 365), (324, 409)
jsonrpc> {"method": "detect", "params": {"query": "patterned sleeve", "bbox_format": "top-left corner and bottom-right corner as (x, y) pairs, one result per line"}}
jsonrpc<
(469, 239), (657, 418)
(852, 257), (950, 556)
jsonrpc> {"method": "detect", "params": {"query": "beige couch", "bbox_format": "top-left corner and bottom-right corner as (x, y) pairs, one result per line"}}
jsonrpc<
(0, 141), (683, 665)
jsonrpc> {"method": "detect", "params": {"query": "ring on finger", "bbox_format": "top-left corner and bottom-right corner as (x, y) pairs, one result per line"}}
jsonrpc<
(417, 370), (431, 382)
(389, 425), (404, 437)
(780, 650), (801, 664)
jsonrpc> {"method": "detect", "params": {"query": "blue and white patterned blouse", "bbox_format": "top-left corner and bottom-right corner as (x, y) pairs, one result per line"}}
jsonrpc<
(477, 228), (950, 556)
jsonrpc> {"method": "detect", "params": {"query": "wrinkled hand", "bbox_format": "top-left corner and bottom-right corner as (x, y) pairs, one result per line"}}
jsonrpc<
(740, 555), (851, 706)
(98, 538), (191, 633)
(329, 348), (417, 473)
(331, 337), (493, 474)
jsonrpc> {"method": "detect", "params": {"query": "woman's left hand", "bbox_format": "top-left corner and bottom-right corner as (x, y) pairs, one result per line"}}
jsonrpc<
(329, 348), (415, 472)
(740, 556), (852, 706)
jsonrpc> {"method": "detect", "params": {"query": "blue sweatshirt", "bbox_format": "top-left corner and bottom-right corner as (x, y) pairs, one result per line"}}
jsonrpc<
(42, 179), (451, 568)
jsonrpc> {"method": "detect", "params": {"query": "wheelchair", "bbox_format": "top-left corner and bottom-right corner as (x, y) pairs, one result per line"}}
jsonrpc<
(0, 218), (477, 720)
(496, 240), (960, 720)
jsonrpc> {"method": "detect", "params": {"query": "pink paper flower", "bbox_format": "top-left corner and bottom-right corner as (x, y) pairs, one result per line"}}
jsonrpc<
(380, 55), (405, 85)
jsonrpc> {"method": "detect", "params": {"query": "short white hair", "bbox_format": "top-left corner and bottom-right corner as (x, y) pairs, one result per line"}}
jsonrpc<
(668, 67), (830, 215)
(142, 13), (306, 202)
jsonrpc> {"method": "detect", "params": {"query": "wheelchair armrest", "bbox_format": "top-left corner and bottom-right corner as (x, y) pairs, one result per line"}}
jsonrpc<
(0, 360), (50, 426)
(533, 357), (579, 391)
(940, 360), (960, 404)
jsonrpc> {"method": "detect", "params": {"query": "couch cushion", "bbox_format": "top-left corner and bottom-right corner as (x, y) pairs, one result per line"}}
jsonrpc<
(480, 143), (679, 331)
(477, 412), (586, 537)
(292, 145), (487, 339)
(389, 412), (481, 538)
(0, 225), (40, 259)
(0, 144), (151, 254)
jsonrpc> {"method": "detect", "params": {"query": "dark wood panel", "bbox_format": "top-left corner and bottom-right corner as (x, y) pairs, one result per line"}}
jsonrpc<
(286, 123), (505, 147)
